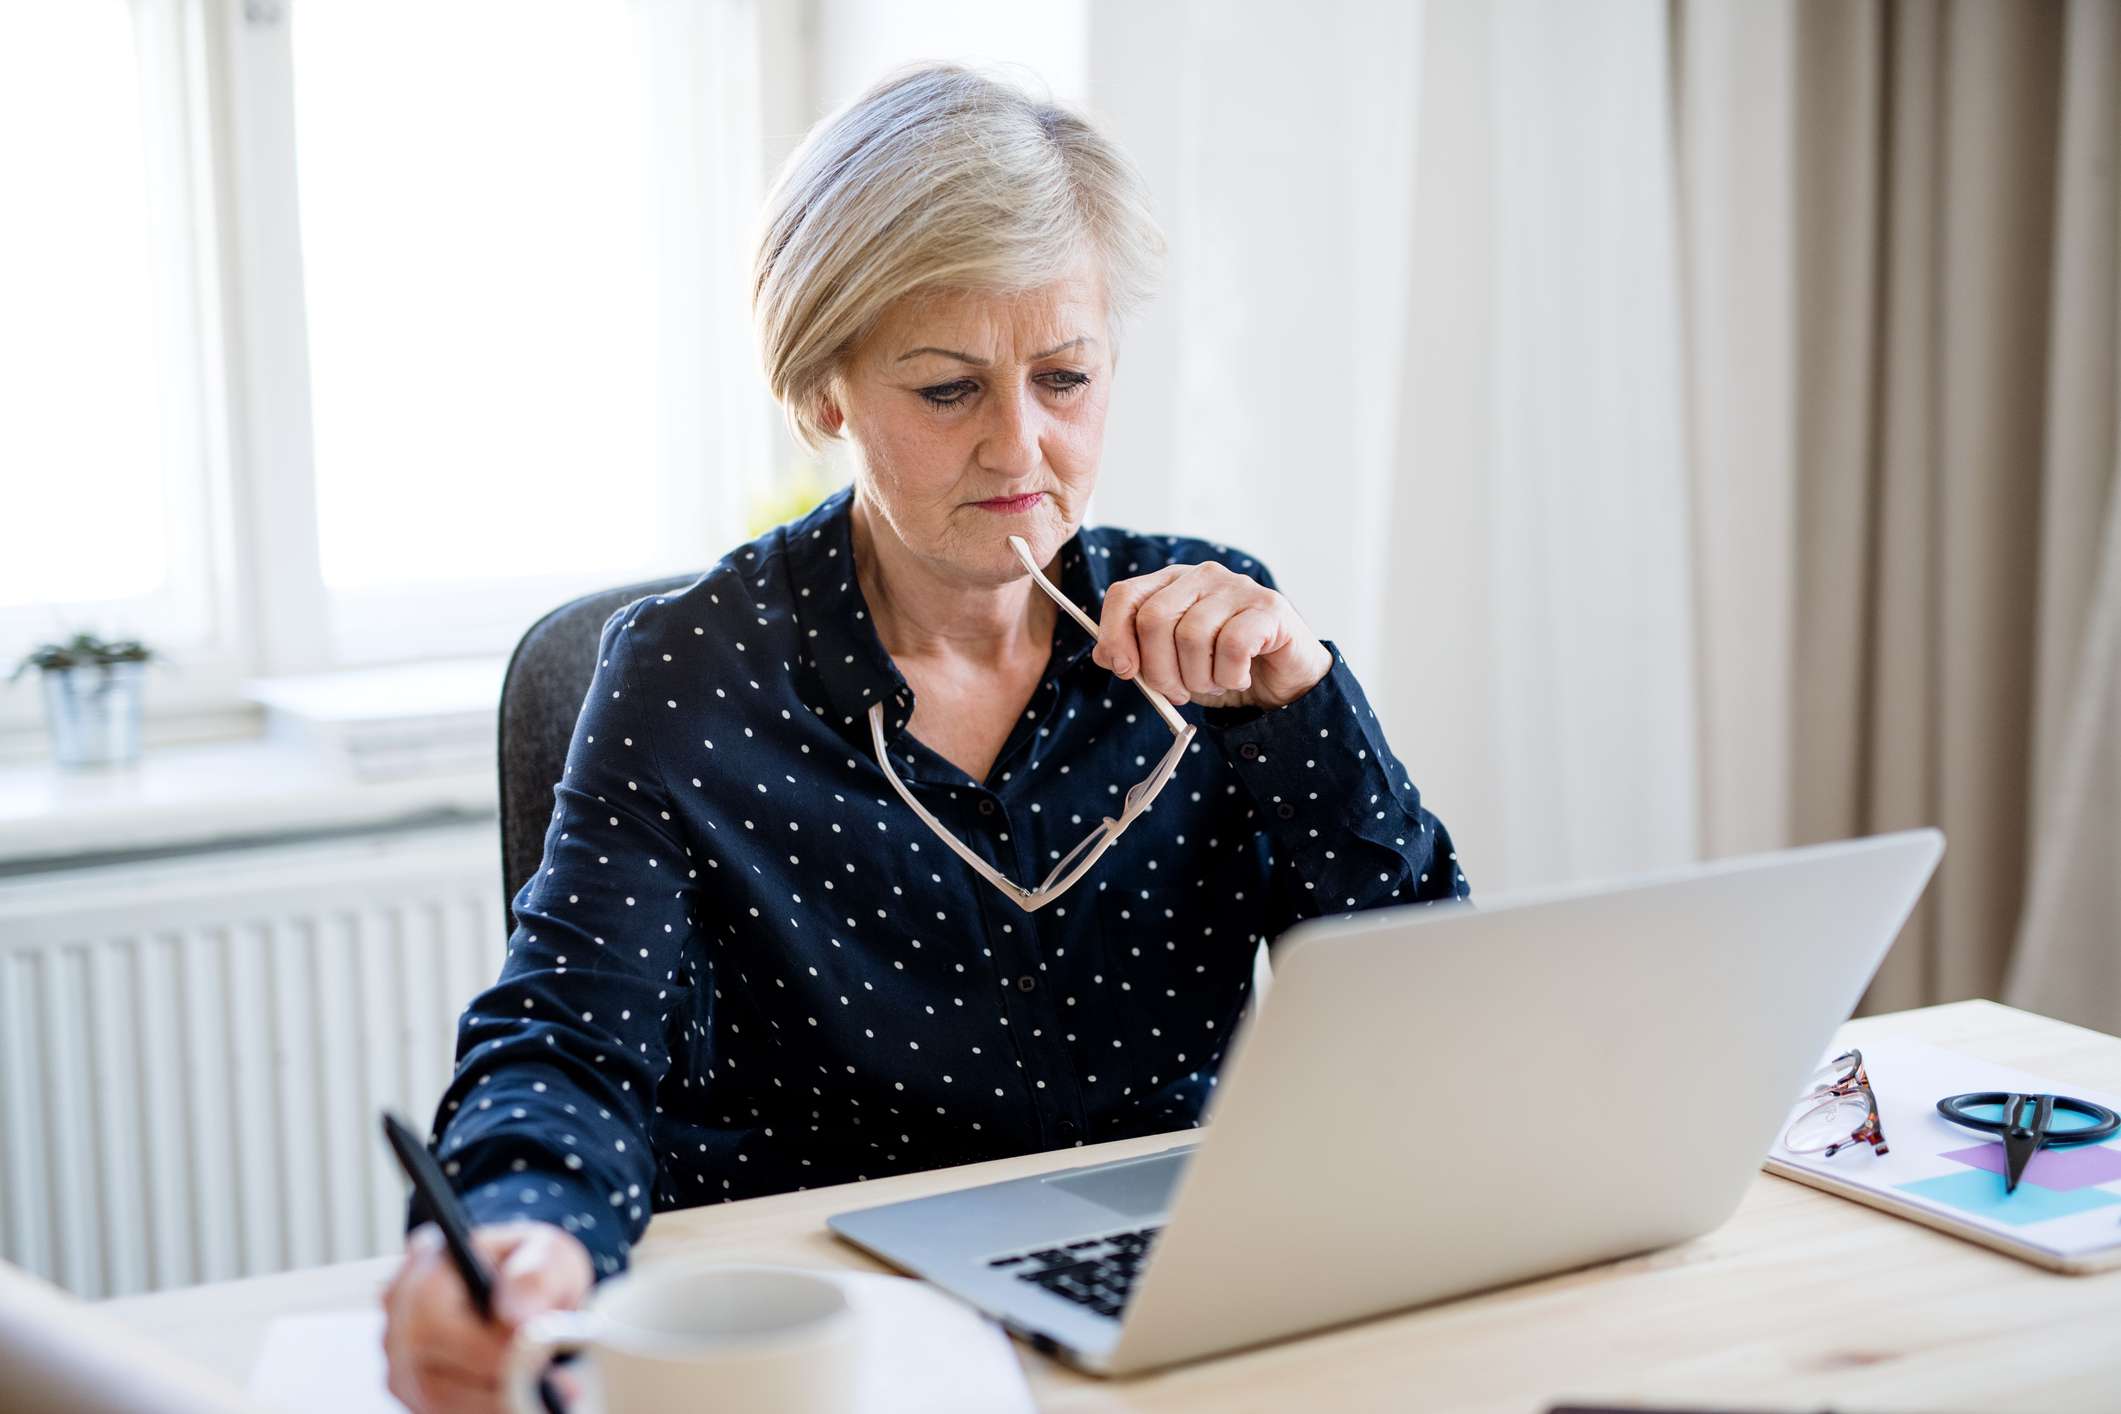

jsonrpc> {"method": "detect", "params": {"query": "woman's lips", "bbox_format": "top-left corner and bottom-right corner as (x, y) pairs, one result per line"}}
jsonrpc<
(971, 492), (1045, 513)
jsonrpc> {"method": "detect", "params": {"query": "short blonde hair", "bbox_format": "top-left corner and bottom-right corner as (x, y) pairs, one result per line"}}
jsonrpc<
(753, 64), (1164, 449)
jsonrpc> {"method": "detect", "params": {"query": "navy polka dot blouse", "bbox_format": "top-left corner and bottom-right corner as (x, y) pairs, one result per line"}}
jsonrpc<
(427, 484), (1468, 1276)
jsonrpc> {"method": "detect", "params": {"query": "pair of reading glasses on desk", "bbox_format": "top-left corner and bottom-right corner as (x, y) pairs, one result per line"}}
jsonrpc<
(1785, 1049), (1891, 1158)
(866, 533), (1197, 914)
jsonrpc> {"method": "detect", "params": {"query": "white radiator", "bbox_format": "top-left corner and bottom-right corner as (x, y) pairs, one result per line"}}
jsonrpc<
(0, 823), (503, 1299)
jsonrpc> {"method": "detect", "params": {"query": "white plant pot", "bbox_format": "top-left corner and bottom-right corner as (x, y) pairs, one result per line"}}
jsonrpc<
(40, 662), (146, 768)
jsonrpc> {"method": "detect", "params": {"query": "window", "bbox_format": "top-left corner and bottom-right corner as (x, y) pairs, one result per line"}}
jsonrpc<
(0, 3), (166, 606)
(290, 1), (661, 595)
(270, 0), (780, 665)
(3, 0), (783, 743)
(0, 0), (228, 719)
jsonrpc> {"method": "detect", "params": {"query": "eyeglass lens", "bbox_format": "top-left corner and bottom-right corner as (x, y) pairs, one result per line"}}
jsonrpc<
(1783, 1049), (1885, 1157)
(1785, 1094), (1875, 1153)
(1800, 1051), (1861, 1097)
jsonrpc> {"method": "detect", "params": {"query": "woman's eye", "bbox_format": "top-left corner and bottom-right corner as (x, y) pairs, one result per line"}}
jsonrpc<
(1041, 371), (1091, 396)
(918, 380), (977, 408)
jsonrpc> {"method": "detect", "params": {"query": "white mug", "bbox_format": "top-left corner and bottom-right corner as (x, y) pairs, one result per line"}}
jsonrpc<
(506, 1262), (859, 1414)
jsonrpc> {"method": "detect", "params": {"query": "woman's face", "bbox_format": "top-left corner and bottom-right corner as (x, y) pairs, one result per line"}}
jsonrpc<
(827, 268), (1112, 585)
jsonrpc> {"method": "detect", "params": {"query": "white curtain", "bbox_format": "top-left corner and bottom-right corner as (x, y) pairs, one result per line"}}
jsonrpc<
(1088, 0), (1699, 895)
(633, 0), (780, 551)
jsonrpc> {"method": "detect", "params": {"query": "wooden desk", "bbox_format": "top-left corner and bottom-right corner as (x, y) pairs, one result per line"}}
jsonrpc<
(99, 1001), (2121, 1412)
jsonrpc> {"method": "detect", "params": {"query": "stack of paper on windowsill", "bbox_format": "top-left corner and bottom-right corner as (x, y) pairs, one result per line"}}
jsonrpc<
(244, 658), (503, 783)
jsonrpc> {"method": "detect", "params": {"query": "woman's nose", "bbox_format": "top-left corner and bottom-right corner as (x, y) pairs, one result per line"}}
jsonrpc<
(977, 383), (1044, 478)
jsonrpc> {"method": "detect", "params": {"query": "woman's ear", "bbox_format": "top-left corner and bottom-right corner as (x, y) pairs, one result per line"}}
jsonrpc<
(815, 391), (844, 436)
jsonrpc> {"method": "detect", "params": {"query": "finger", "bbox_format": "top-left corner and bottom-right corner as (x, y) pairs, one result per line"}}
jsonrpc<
(1092, 566), (1184, 677)
(492, 1226), (593, 1327)
(468, 1220), (542, 1268)
(1213, 605), (1282, 691)
(405, 1256), (514, 1377)
(409, 1356), (506, 1414)
(383, 1283), (419, 1410)
(385, 1360), (428, 1414)
(388, 1314), (502, 1414)
(1092, 570), (1159, 676)
(1132, 577), (1210, 703)
(385, 1231), (446, 1369)
(1174, 589), (1256, 696)
(386, 1224), (442, 1309)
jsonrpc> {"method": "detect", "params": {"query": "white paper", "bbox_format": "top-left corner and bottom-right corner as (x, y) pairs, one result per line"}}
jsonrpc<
(839, 1272), (1038, 1414)
(248, 1272), (1034, 1414)
(248, 1310), (397, 1413)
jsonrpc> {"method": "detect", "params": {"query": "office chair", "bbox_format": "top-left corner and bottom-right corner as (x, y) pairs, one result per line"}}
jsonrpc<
(497, 573), (700, 926)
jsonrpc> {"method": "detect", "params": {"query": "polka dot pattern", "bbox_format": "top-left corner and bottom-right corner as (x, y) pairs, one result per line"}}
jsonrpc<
(422, 485), (1467, 1278)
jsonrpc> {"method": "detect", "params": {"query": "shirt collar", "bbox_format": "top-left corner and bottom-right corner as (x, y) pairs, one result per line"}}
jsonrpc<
(789, 484), (1115, 751)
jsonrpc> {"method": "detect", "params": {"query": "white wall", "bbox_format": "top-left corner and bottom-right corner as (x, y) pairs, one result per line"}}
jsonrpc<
(812, 0), (1088, 114)
(807, 1), (1703, 897)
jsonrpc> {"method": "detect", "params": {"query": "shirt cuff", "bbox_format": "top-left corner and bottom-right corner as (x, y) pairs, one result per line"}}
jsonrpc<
(1201, 641), (1465, 910)
(455, 1169), (636, 1279)
(1199, 640), (1383, 781)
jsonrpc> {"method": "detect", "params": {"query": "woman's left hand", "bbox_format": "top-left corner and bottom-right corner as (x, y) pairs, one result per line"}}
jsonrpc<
(1091, 561), (1333, 711)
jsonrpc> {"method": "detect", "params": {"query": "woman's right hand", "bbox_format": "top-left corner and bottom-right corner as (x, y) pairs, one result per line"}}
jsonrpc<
(382, 1219), (595, 1414)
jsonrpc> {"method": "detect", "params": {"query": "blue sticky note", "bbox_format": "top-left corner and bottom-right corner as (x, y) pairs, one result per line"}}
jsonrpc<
(1897, 1169), (2121, 1226)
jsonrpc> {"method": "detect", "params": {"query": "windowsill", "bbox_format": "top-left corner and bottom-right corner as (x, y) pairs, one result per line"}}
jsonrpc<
(0, 730), (498, 874)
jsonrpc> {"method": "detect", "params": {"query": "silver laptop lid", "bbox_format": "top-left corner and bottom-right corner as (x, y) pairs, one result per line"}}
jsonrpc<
(1105, 829), (1943, 1372)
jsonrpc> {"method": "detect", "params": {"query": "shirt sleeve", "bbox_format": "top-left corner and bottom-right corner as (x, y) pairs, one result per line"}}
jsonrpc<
(1201, 638), (1469, 935)
(416, 603), (703, 1278)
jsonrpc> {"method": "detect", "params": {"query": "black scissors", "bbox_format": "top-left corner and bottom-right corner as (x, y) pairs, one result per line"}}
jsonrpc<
(1936, 1091), (2121, 1193)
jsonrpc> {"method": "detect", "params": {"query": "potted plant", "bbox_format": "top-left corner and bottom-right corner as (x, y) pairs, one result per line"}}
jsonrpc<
(7, 631), (159, 768)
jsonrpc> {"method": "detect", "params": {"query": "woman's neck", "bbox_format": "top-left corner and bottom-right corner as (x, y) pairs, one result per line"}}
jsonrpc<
(850, 488), (1057, 670)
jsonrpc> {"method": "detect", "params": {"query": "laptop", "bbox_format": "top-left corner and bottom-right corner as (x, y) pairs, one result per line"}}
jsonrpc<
(828, 829), (1945, 1375)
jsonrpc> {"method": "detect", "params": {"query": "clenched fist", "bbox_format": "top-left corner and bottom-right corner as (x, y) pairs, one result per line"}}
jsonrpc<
(1092, 559), (1331, 710)
(381, 1220), (593, 1414)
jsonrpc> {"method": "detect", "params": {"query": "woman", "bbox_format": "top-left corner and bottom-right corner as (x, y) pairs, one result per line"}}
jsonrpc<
(384, 64), (1466, 1410)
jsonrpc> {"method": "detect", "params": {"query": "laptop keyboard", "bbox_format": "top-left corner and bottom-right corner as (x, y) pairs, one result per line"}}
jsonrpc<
(984, 1225), (1163, 1320)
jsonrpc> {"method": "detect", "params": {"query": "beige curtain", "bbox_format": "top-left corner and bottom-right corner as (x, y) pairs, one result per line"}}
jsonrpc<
(1677, 0), (2121, 1024)
(2007, 0), (2121, 1030)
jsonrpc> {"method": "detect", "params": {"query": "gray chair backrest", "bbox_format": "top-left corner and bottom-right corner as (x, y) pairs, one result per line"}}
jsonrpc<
(498, 574), (700, 926)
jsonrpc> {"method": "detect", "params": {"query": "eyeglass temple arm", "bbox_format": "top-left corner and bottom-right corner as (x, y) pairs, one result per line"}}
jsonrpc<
(1009, 534), (1188, 736)
(866, 706), (1039, 909)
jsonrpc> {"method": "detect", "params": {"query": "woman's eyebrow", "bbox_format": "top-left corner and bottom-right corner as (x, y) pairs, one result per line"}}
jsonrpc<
(898, 346), (986, 365)
(895, 337), (1095, 365)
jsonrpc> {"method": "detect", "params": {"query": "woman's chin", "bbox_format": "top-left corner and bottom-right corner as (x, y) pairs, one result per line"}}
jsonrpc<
(946, 510), (1066, 576)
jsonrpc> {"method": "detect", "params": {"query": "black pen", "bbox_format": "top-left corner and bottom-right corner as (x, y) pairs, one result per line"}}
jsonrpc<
(381, 1111), (567, 1414)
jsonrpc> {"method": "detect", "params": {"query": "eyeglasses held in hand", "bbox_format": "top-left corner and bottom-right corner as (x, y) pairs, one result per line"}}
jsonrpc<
(1784, 1048), (1890, 1158)
(867, 535), (1196, 913)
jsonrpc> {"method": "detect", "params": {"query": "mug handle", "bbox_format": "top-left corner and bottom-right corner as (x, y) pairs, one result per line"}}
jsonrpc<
(506, 1309), (596, 1414)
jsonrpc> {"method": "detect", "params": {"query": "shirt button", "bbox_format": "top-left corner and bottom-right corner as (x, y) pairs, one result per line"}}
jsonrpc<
(1276, 802), (1295, 819)
(1238, 743), (1260, 760)
(1016, 975), (1036, 992)
(978, 799), (997, 817)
